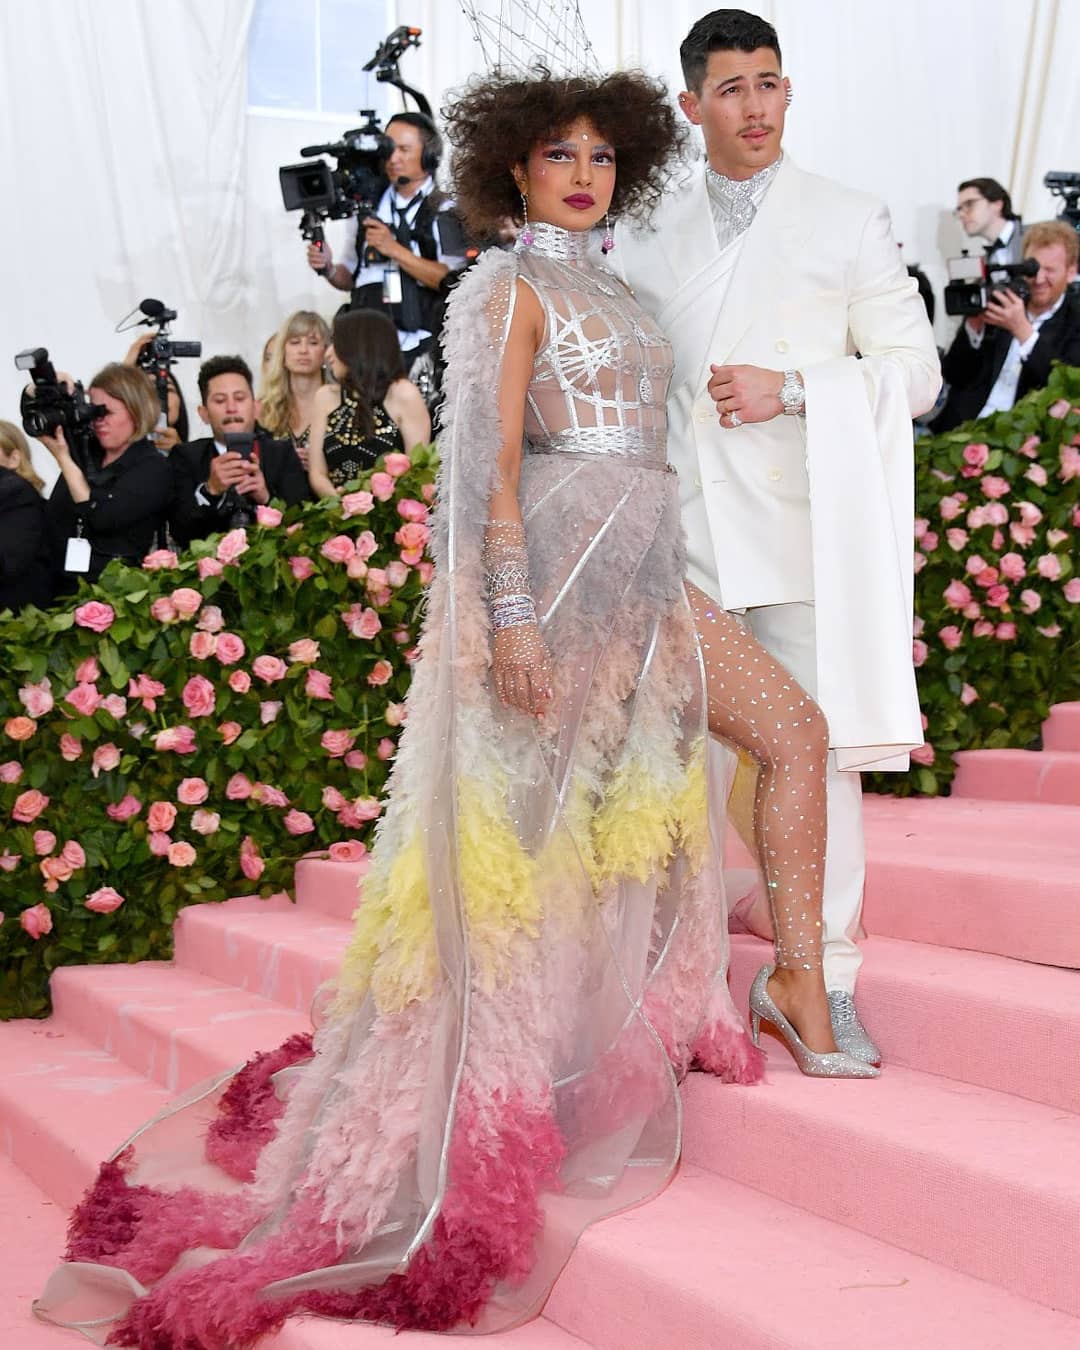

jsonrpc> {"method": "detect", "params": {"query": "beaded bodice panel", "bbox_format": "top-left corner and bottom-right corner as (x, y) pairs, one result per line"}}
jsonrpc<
(517, 224), (673, 465)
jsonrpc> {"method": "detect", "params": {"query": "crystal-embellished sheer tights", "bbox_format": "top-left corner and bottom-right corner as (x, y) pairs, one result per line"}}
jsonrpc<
(687, 583), (828, 971)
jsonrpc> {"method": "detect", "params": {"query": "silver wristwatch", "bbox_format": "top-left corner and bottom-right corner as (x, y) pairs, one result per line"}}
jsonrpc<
(780, 369), (806, 416)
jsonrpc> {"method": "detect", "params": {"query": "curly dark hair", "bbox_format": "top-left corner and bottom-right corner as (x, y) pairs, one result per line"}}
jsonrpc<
(443, 69), (684, 237)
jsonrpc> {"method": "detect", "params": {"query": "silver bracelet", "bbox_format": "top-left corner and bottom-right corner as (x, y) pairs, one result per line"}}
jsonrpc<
(489, 593), (537, 629)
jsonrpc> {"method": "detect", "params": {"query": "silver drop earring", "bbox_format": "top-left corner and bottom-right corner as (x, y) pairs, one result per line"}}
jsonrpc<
(520, 192), (534, 247)
(601, 212), (614, 254)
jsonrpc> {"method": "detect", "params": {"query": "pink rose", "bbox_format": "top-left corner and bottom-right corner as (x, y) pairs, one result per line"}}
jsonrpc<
(974, 567), (999, 588)
(20, 903), (53, 939)
(1009, 523), (1036, 548)
(60, 840), (85, 870)
(370, 472), (395, 501)
(289, 638), (320, 665)
(252, 783), (289, 808)
(966, 506), (990, 529)
(189, 630), (217, 660)
(148, 831), (172, 856)
(913, 551), (927, 574)
(182, 675), (217, 718)
(196, 605), (225, 633)
(167, 841), (197, 867)
(226, 773), (254, 800)
(938, 495), (964, 521)
(191, 809), (221, 836)
(284, 809), (315, 836)
(255, 505), (283, 527)
(394, 521), (429, 554)
(216, 527), (250, 563)
(365, 567), (388, 593)
(12, 789), (48, 823)
(913, 517), (928, 540)
(384, 451), (412, 477)
(340, 797), (381, 825)
(0, 760), (22, 782)
(1025, 464), (1048, 487)
(329, 840), (368, 863)
(921, 531), (939, 552)
(66, 683), (102, 716)
(403, 646), (420, 665)
(998, 553), (1026, 581)
(1061, 445), (1080, 481)
(321, 535), (356, 565)
(1048, 398), (1071, 419)
(973, 620), (995, 637)
(74, 601), (115, 633)
(910, 743), (935, 766)
(962, 443), (989, 469)
(960, 683), (979, 706)
(215, 632), (246, 665)
(198, 556), (225, 579)
(85, 887), (124, 914)
(170, 587), (203, 618)
(150, 597), (178, 624)
(422, 482), (436, 503)
(228, 669), (251, 694)
(938, 626), (962, 651)
(417, 561), (435, 585)
(106, 795), (142, 822)
(322, 786), (347, 812)
(1017, 501), (1043, 527)
(344, 750), (367, 770)
(367, 659), (393, 687)
(1038, 623), (1062, 638)
(376, 736), (396, 760)
(321, 729), (356, 758)
(946, 528), (968, 551)
(346, 554), (368, 581)
(980, 475), (1010, 499)
(1019, 434), (1041, 457)
(101, 694), (127, 719)
(995, 622), (1017, 640)
(962, 602), (982, 620)
(154, 725), (197, 754)
(1019, 589), (1042, 614)
(177, 777), (209, 806)
(33, 830), (57, 856)
(142, 548), (179, 571)
(355, 530), (378, 561)
(393, 627), (410, 644)
(240, 838), (265, 881)
(91, 742), (121, 777)
(984, 503), (1008, 526)
(218, 721), (242, 745)
(129, 673), (166, 710)
(147, 800), (178, 832)
(260, 700), (283, 724)
(385, 560), (410, 588)
(75, 656), (100, 683)
(289, 555), (316, 580)
(0, 851), (20, 872)
(965, 555), (987, 577)
(385, 701), (407, 728)
(305, 669), (334, 700)
(341, 490), (374, 518)
(253, 655), (288, 684)
(345, 606), (382, 640)
(19, 679), (53, 719)
(985, 584), (1010, 609)
(912, 639), (928, 668)
(1036, 554), (1062, 581)
(397, 497), (429, 523)
(1064, 578), (1080, 604)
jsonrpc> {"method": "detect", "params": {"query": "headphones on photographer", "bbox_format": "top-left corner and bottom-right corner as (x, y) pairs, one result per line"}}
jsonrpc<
(385, 111), (443, 177)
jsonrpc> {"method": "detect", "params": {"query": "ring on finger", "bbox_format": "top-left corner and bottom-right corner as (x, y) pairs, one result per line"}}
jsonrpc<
(728, 410), (743, 429)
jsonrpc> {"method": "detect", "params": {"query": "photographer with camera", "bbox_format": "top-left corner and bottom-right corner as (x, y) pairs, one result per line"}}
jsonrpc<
(954, 177), (1023, 263)
(933, 220), (1080, 431)
(123, 332), (191, 453)
(169, 355), (311, 548)
(24, 361), (173, 587)
(306, 112), (467, 403)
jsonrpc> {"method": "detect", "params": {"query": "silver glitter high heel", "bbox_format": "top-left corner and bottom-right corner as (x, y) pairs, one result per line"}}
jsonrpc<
(749, 965), (880, 1079)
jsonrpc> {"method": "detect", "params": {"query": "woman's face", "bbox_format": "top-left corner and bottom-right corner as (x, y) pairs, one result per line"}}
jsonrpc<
(0, 444), (21, 471)
(284, 329), (327, 377)
(90, 388), (137, 453)
(325, 342), (348, 383)
(514, 116), (615, 234)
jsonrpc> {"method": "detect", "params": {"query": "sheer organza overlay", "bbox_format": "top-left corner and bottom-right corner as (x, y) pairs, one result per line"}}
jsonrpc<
(35, 236), (763, 1349)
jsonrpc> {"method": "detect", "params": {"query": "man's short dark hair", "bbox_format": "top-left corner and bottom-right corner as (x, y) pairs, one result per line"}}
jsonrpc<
(957, 177), (1016, 220)
(386, 110), (443, 169)
(198, 355), (254, 404)
(680, 9), (782, 91)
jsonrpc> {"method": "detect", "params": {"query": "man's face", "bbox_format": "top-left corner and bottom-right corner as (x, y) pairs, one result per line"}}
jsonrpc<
(199, 373), (256, 442)
(955, 189), (1003, 239)
(385, 121), (427, 186)
(1025, 242), (1077, 313)
(678, 47), (787, 178)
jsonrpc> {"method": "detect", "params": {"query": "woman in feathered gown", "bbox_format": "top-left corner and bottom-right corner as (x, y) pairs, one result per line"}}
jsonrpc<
(36, 70), (875, 1350)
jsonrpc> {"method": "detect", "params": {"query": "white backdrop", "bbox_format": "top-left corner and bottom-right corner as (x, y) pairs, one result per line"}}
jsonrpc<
(2, 1), (1078, 489)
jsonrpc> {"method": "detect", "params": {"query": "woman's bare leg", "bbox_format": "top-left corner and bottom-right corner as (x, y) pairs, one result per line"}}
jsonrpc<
(687, 583), (836, 1053)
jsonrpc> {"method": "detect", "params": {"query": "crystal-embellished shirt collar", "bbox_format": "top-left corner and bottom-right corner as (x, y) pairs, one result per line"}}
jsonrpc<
(517, 221), (592, 263)
(705, 153), (783, 250)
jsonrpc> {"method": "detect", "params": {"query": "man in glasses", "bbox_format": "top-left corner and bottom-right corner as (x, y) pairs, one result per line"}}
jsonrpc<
(954, 178), (1023, 264)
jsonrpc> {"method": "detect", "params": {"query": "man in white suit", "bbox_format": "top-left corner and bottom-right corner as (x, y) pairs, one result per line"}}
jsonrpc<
(616, 9), (941, 1063)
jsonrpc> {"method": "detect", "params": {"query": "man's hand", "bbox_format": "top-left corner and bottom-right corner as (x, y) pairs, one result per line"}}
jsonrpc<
(984, 288), (1034, 343)
(151, 425), (181, 453)
(306, 241), (332, 273)
(362, 217), (401, 263)
(206, 451), (255, 496)
(708, 364), (784, 428)
(234, 462), (269, 505)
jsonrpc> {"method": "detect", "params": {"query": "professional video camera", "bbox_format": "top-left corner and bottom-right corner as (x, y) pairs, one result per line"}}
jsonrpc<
(115, 298), (201, 432)
(1045, 170), (1080, 231)
(15, 348), (105, 447)
(943, 251), (1040, 318)
(277, 24), (431, 255)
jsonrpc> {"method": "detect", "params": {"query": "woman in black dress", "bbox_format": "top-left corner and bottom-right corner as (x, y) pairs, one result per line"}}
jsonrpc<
(306, 310), (430, 497)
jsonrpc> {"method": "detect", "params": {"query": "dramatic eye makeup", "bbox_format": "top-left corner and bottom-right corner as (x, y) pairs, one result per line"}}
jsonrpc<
(539, 140), (615, 162)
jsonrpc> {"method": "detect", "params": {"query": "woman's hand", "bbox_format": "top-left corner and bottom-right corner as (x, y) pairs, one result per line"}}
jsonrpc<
(491, 624), (554, 718)
(39, 425), (72, 461)
(150, 425), (181, 453)
(123, 332), (153, 366)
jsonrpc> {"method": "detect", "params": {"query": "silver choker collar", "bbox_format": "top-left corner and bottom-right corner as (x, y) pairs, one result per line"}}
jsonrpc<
(706, 154), (783, 202)
(518, 221), (592, 262)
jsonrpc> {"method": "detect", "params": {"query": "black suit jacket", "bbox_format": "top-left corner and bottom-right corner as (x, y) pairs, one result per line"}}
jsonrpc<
(0, 468), (59, 612)
(169, 429), (311, 547)
(933, 290), (1080, 431)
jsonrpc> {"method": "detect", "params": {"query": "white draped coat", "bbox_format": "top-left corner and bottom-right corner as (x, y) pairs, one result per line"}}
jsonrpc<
(615, 157), (942, 772)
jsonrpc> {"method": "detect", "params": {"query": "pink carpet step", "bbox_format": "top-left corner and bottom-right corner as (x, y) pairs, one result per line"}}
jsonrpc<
(267, 1317), (588, 1350)
(295, 855), (365, 922)
(173, 896), (352, 1012)
(861, 794), (1080, 966)
(729, 934), (1080, 1113)
(0, 1158), (80, 1348)
(1044, 701), (1080, 751)
(952, 747), (1080, 804)
(49, 961), (310, 1093)
(683, 1055), (1080, 1318)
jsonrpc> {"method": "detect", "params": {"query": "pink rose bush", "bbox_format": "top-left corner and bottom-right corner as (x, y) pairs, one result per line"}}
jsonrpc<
(865, 372), (1079, 801)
